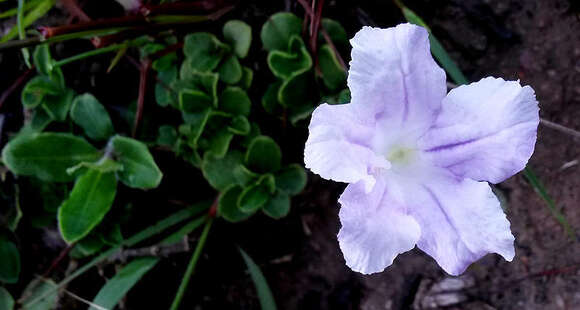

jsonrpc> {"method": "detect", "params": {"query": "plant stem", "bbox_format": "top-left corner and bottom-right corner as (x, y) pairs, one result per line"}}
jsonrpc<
(169, 217), (214, 310)
(20, 201), (211, 308)
(52, 44), (125, 67)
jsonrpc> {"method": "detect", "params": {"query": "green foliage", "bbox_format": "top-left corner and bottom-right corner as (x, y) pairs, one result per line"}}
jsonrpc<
(223, 20), (252, 58)
(70, 93), (114, 141)
(239, 248), (277, 310)
(267, 36), (312, 79)
(0, 235), (20, 284)
(275, 164), (308, 196)
(90, 258), (158, 310)
(111, 135), (163, 189)
(2, 133), (101, 182)
(0, 287), (14, 310)
(183, 32), (228, 72)
(58, 168), (118, 243)
(260, 12), (302, 52)
(261, 13), (348, 125)
(318, 44), (347, 91)
(245, 136), (281, 173)
(218, 186), (253, 222)
(32, 44), (53, 75)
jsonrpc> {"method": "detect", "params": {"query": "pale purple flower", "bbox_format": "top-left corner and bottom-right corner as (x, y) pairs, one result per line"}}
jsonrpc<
(115, 0), (141, 11)
(304, 24), (539, 275)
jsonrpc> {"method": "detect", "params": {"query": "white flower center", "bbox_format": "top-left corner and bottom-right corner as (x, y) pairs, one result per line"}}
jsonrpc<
(386, 146), (417, 166)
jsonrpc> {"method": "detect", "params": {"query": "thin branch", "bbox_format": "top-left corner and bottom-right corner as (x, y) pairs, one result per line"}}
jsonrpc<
(540, 118), (580, 140)
(133, 59), (151, 137)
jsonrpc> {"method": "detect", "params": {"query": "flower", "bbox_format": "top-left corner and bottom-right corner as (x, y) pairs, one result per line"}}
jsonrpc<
(115, 0), (141, 11)
(304, 24), (539, 275)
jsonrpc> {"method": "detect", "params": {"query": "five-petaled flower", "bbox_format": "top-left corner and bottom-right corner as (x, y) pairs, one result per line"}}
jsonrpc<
(304, 23), (539, 275)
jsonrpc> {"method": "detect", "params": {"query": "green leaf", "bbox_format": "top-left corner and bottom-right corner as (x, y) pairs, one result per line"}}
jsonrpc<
(0, 235), (19, 284)
(65, 157), (122, 176)
(239, 248), (277, 310)
(228, 115), (250, 135)
(205, 128), (233, 158)
(219, 86), (251, 116)
(21, 76), (61, 109)
(319, 18), (348, 46)
(275, 164), (307, 196)
(218, 54), (242, 84)
(223, 20), (252, 59)
(58, 169), (117, 243)
(245, 136), (282, 173)
(90, 258), (158, 310)
(20, 279), (58, 310)
(70, 93), (114, 141)
(238, 66), (254, 90)
(179, 89), (212, 113)
(260, 12), (302, 52)
(181, 109), (212, 146)
(202, 151), (244, 191)
(267, 36), (312, 79)
(157, 125), (178, 147)
(2, 133), (100, 182)
(318, 44), (346, 91)
(218, 186), (253, 222)
(288, 104), (315, 126)
(111, 135), (163, 189)
(278, 71), (313, 108)
(155, 66), (178, 107)
(0, 287), (14, 310)
(183, 32), (228, 72)
(32, 44), (53, 75)
(261, 82), (282, 114)
(262, 190), (291, 219)
(29, 108), (52, 132)
(238, 180), (271, 213)
(41, 88), (74, 122)
(175, 71), (219, 107)
(100, 223), (123, 246)
(233, 164), (259, 186)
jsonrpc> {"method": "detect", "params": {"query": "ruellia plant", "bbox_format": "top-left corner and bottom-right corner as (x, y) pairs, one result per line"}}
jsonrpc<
(0, 3), (344, 308)
(0, 0), (570, 309)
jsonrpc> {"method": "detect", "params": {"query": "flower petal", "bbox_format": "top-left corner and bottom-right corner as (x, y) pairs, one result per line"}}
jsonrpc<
(304, 103), (390, 192)
(396, 170), (515, 275)
(338, 177), (421, 274)
(419, 77), (539, 183)
(348, 24), (446, 130)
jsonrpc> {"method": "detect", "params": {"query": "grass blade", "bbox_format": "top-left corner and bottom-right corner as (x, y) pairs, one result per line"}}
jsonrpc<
(90, 257), (159, 310)
(396, 0), (574, 238)
(239, 248), (277, 310)
(0, 0), (55, 43)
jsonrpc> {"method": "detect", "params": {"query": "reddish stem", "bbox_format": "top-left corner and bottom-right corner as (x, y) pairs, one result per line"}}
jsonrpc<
(132, 59), (151, 137)
(0, 68), (35, 110)
(42, 243), (75, 278)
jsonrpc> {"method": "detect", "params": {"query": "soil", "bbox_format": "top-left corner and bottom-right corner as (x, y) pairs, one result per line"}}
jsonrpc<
(1, 0), (580, 309)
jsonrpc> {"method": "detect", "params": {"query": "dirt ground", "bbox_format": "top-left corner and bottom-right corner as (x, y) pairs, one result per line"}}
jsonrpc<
(2, 0), (580, 309)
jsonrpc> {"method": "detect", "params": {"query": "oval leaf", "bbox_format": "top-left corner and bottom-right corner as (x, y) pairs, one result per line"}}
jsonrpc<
(90, 257), (158, 310)
(2, 133), (100, 182)
(219, 86), (251, 116)
(223, 20), (252, 58)
(111, 136), (163, 189)
(238, 182), (270, 213)
(218, 186), (253, 222)
(70, 93), (114, 141)
(58, 169), (118, 243)
(0, 236), (20, 284)
(260, 12), (302, 52)
(202, 151), (244, 191)
(218, 54), (242, 84)
(275, 164), (307, 196)
(245, 136), (281, 173)
(183, 33), (228, 72)
(318, 44), (347, 91)
(262, 191), (291, 219)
